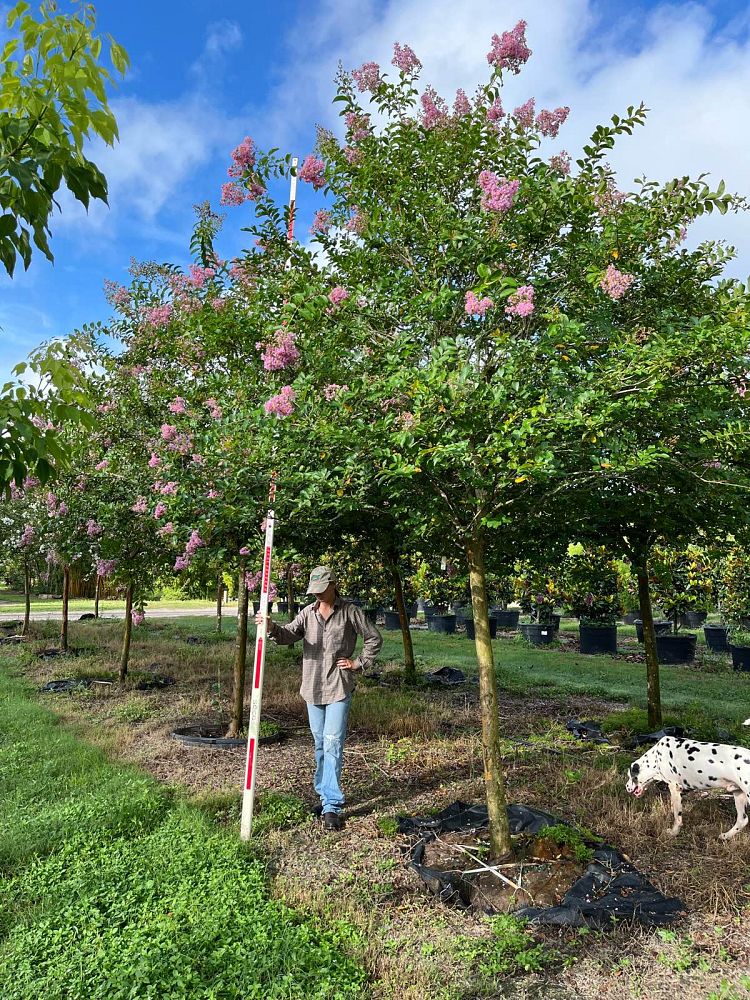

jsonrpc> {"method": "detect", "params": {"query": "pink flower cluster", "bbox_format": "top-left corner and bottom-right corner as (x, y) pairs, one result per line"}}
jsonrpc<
(344, 145), (362, 165)
(204, 398), (222, 420)
(158, 522), (175, 537)
(486, 97), (505, 124)
(161, 424), (177, 442)
(227, 137), (256, 177)
(169, 397), (187, 415)
(536, 106), (569, 138)
(19, 525), (35, 548)
(131, 497), (148, 514)
(143, 304), (173, 328)
(97, 559), (116, 578)
(299, 155), (326, 190)
(257, 330), (301, 371)
(344, 111), (370, 142)
(86, 519), (103, 538)
(549, 151), (571, 175)
(352, 61), (381, 92)
(97, 402), (115, 414)
(188, 264), (215, 289)
(207, 489), (220, 499)
(159, 481), (178, 496)
(453, 89), (471, 117)
(465, 290), (494, 316)
(513, 98), (535, 128)
(420, 86), (449, 129)
(104, 280), (131, 310)
(600, 265), (634, 300)
(478, 171), (520, 212)
(505, 285), (535, 317)
(148, 452), (161, 469)
(324, 383), (348, 400)
(95, 460), (109, 472)
(594, 180), (626, 216)
(174, 530), (205, 572)
(154, 502), (168, 519)
(310, 209), (332, 236)
(487, 21), (532, 74)
(131, 609), (145, 626)
(244, 569), (278, 601)
(264, 385), (296, 418)
(392, 42), (421, 74)
(345, 210), (365, 234)
(328, 286), (349, 307)
(221, 179), (264, 206)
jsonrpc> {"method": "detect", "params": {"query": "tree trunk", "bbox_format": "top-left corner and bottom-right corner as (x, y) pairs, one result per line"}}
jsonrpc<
(215, 571), (223, 633)
(22, 559), (31, 636)
(227, 569), (249, 738)
(60, 566), (70, 652)
(119, 585), (133, 682)
(467, 526), (512, 860)
(636, 562), (662, 729)
(389, 556), (416, 683)
(94, 576), (101, 619)
(286, 565), (295, 623)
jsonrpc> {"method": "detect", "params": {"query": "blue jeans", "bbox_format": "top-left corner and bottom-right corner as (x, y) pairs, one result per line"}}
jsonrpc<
(306, 694), (352, 815)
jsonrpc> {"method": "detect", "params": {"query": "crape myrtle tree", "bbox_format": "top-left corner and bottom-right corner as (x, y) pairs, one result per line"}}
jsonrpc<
(224, 22), (750, 856)
(0, 475), (47, 633)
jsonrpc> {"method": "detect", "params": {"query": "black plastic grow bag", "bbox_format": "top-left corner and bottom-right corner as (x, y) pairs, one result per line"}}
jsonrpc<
(397, 801), (685, 928)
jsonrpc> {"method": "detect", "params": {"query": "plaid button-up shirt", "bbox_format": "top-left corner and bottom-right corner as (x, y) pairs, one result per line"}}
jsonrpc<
(270, 597), (383, 705)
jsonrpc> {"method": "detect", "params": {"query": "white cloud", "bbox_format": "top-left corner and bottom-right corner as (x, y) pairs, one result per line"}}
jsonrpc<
(265, 0), (750, 277)
(191, 19), (243, 83)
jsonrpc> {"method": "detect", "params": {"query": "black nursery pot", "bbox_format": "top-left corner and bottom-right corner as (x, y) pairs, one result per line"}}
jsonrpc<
(685, 611), (708, 628)
(634, 619), (672, 643)
(383, 610), (402, 630)
(519, 622), (555, 646)
(493, 609), (520, 629)
(578, 624), (618, 656)
(276, 601), (288, 614)
(655, 632), (697, 664)
(464, 618), (498, 640)
(428, 614), (456, 635)
(730, 645), (750, 672)
(704, 624), (729, 653)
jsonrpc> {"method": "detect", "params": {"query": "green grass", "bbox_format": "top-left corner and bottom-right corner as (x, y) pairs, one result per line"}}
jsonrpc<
(0, 661), (367, 1000)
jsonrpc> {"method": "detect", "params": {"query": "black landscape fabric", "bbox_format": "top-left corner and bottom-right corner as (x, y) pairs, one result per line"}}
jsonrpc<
(398, 801), (685, 928)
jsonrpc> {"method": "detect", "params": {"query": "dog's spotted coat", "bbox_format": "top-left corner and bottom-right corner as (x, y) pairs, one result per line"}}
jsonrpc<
(626, 733), (750, 839)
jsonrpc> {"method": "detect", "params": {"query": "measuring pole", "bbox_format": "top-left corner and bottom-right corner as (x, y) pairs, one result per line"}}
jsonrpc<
(240, 159), (298, 841)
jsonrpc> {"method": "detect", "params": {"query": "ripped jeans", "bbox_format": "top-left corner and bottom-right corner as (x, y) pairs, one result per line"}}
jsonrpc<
(306, 694), (352, 815)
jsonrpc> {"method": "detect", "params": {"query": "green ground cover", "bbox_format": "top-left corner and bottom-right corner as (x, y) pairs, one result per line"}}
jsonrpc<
(0, 664), (366, 1000)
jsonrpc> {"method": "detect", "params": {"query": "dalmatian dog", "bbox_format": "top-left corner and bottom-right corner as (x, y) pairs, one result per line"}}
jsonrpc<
(626, 735), (750, 840)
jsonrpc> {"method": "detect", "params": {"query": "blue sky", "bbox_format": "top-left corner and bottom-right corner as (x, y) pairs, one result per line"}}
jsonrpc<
(2, 0), (749, 378)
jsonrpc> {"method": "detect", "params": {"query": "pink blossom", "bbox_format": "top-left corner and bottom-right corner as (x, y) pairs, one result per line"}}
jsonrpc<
(478, 171), (520, 212)
(487, 20), (532, 74)
(187, 264), (215, 289)
(345, 210), (366, 234)
(324, 383), (348, 401)
(298, 155), (326, 190)
(221, 182), (247, 207)
(148, 452), (162, 469)
(46, 493), (57, 514)
(131, 497), (148, 514)
(169, 397), (187, 415)
(264, 385), (296, 418)
(465, 290), (494, 316)
(328, 286), (349, 307)
(420, 86), (449, 129)
(392, 42), (421, 74)
(86, 519), (103, 538)
(344, 112), (370, 142)
(160, 481), (178, 496)
(256, 330), (301, 371)
(600, 265), (634, 301)
(23, 475), (40, 490)
(207, 489), (220, 499)
(191, 453), (204, 465)
(239, 546), (251, 556)
(310, 209), (332, 236)
(549, 151), (571, 175)
(104, 280), (131, 310)
(486, 97), (505, 124)
(505, 285), (535, 318)
(57, 502), (69, 516)
(174, 555), (190, 572)
(131, 609), (145, 626)
(167, 432), (193, 456)
(594, 180), (626, 216)
(153, 502), (168, 519)
(160, 424), (177, 442)
(343, 145), (362, 165)
(453, 89), (471, 117)
(186, 530), (205, 555)
(97, 558), (116, 578)
(210, 296), (228, 311)
(97, 402), (115, 414)
(158, 522), (175, 537)
(228, 136), (256, 174)
(513, 98), (536, 129)
(352, 61), (381, 92)
(143, 303), (173, 328)
(245, 569), (262, 593)
(536, 106), (570, 138)
(19, 525), (35, 548)
(95, 460), (109, 472)
(204, 398), (222, 420)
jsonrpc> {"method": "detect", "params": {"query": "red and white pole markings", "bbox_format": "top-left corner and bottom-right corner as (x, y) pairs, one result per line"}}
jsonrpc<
(240, 161), (297, 841)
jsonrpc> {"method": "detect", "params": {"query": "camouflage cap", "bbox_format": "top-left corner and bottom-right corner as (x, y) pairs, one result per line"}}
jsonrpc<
(306, 565), (336, 595)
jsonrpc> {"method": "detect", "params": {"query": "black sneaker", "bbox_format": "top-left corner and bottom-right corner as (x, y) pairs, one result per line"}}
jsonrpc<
(312, 804), (323, 817)
(322, 812), (343, 831)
